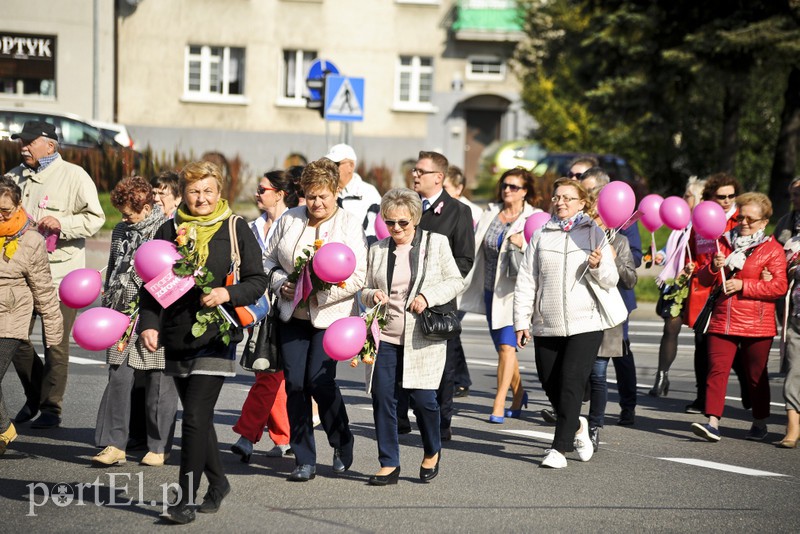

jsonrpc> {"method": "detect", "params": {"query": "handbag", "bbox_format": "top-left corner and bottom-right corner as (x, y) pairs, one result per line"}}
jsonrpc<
(506, 241), (524, 278)
(225, 216), (271, 329)
(416, 232), (462, 341)
(240, 266), (282, 372)
(585, 227), (628, 330)
(693, 285), (722, 334)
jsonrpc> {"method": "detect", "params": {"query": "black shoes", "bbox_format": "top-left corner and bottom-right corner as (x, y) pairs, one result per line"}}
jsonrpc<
(199, 479), (231, 514)
(618, 409), (635, 426)
(332, 442), (353, 474)
(454, 386), (469, 398)
(589, 427), (600, 453)
(419, 450), (441, 483)
(368, 467), (401, 486)
(685, 400), (704, 414)
(541, 409), (557, 425)
(287, 464), (316, 481)
(165, 503), (196, 524)
(648, 371), (670, 397)
(31, 412), (61, 429)
(13, 404), (38, 424)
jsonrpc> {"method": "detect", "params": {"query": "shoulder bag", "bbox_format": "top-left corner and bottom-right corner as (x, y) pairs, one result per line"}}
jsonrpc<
(416, 232), (462, 341)
(225, 215), (271, 329)
(506, 241), (524, 278)
(586, 227), (628, 330)
(240, 266), (282, 373)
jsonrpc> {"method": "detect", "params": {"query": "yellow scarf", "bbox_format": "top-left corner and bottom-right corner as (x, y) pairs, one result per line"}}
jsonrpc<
(174, 199), (233, 266)
(0, 207), (32, 261)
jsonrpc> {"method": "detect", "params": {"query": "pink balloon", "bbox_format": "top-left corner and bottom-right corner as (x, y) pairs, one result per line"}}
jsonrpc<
(659, 196), (691, 231)
(374, 216), (390, 240)
(59, 269), (103, 309)
(72, 307), (131, 351)
(323, 316), (367, 361)
(692, 201), (727, 240)
(313, 242), (357, 283)
(524, 211), (551, 242)
(134, 239), (182, 283)
(638, 194), (664, 233)
(597, 181), (636, 229)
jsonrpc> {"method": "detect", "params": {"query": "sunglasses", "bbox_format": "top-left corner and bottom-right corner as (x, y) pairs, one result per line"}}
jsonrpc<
(716, 194), (736, 200)
(257, 185), (277, 195)
(384, 219), (411, 228)
(501, 183), (524, 192)
(734, 215), (765, 224)
(566, 171), (584, 179)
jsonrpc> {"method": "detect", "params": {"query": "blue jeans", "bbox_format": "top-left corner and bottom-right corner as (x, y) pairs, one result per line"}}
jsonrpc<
(372, 342), (440, 467)
(589, 357), (609, 428)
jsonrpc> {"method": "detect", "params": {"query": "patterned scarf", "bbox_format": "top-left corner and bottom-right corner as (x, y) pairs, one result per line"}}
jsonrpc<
(559, 211), (585, 232)
(724, 228), (767, 272)
(174, 199), (233, 266)
(0, 207), (33, 261)
(104, 205), (166, 311)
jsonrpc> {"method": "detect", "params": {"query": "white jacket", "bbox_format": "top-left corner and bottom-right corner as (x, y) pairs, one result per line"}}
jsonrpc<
(263, 206), (368, 328)
(513, 216), (619, 337)
(460, 202), (540, 329)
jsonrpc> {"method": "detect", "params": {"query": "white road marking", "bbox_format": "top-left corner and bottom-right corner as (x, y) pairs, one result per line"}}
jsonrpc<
(68, 356), (104, 365)
(659, 458), (788, 477)
(466, 358), (525, 370)
(498, 429), (555, 442)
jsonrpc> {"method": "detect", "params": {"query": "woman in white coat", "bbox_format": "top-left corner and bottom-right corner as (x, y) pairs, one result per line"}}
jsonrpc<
(460, 167), (541, 422)
(514, 178), (619, 469)
(361, 188), (465, 486)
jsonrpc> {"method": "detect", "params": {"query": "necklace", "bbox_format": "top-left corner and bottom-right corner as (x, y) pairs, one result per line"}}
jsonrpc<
(500, 206), (522, 223)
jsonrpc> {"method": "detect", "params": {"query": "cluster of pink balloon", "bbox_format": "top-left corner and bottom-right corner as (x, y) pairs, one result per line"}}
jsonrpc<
(61, 268), (131, 352)
(637, 194), (727, 240)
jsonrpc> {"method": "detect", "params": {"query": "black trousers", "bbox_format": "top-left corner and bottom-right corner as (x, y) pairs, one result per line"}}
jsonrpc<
(535, 331), (603, 452)
(174, 374), (226, 505)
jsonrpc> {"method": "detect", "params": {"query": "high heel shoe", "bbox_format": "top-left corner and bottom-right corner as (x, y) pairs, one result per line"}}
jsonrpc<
(505, 392), (529, 418)
(368, 466), (401, 486)
(775, 438), (798, 449)
(419, 450), (440, 482)
(488, 414), (504, 424)
(648, 371), (670, 397)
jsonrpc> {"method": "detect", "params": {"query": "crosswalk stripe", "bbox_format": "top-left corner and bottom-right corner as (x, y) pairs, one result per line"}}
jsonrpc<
(659, 458), (788, 477)
(498, 429), (555, 442)
(68, 356), (104, 365)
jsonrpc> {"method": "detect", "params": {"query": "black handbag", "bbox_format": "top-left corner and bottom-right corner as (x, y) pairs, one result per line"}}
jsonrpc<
(239, 266), (282, 372)
(692, 285), (722, 334)
(416, 232), (462, 341)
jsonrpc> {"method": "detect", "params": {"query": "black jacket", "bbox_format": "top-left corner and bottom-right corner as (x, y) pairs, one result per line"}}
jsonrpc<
(139, 216), (268, 359)
(418, 189), (475, 277)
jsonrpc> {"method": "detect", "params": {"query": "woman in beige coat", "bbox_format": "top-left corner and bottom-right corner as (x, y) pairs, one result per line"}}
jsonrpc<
(0, 176), (62, 454)
(360, 188), (465, 486)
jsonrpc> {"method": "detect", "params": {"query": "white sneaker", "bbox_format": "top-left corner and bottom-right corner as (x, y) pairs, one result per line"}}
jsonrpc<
(574, 416), (594, 462)
(265, 444), (293, 457)
(540, 449), (567, 468)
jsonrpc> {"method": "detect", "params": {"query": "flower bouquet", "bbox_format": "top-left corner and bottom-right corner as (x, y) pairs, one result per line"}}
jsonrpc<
(350, 303), (389, 368)
(288, 239), (349, 309)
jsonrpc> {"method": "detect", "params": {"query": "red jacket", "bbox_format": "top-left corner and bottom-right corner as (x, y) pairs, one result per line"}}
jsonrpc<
(697, 235), (788, 337)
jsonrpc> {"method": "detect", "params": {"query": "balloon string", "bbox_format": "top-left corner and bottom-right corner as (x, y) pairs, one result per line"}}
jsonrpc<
(99, 266), (107, 274)
(716, 239), (727, 286)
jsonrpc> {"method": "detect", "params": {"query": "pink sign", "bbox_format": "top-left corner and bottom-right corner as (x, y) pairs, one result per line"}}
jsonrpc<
(144, 266), (195, 308)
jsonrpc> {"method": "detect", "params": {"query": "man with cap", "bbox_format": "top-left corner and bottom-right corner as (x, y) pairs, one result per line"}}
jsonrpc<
(325, 144), (382, 242)
(4, 120), (105, 429)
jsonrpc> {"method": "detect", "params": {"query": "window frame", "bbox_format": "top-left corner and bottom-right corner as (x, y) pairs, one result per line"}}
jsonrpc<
(392, 55), (437, 113)
(181, 44), (248, 105)
(465, 55), (506, 82)
(276, 49), (318, 108)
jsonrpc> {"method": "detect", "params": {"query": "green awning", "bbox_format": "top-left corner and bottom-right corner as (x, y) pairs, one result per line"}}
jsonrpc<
(452, 1), (524, 41)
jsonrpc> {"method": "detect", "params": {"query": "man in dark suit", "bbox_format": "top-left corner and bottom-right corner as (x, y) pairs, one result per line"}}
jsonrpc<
(396, 150), (474, 440)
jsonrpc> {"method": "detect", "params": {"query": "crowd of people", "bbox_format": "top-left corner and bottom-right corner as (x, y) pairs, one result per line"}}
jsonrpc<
(0, 120), (798, 523)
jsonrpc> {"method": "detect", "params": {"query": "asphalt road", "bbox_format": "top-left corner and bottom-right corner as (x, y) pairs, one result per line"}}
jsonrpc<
(1, 310), (799, 532)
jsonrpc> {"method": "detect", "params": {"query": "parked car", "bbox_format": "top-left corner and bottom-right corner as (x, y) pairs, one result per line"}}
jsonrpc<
(0, 108), (147, 191)
(480, 139), (547, 180)
(89, 119), (135, 149)
(533, 152), (637, 183)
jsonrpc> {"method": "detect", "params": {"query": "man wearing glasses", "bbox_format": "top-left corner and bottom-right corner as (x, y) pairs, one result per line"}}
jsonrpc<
(566, 156), (598, 181)
(325, 144), (382, 243)
(4, 120), (105, 429)
(402, 150), (474, 441)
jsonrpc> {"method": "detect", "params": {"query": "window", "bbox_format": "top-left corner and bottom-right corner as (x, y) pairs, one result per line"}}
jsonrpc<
(466, 56), (505, 81)
(0, 32), (57, 100)
(278, 49), (317, 107)
(182, 45), (246, 104)
(394, 55), (435, 112)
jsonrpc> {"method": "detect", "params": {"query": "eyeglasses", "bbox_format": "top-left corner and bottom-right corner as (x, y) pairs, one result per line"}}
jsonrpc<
(257, 185), (277, 195)
(734, 215), (765, 224)
(411, 168), (439, 177)
(501, 183), (524, 192)
(384, 219), (411, 228)
(716, 194), (736, 201)
(551, 195), (580, 204)
(566, 171), (584, 179)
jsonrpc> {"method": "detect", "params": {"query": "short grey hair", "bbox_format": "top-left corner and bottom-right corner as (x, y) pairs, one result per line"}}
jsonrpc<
(580, 167), (609, 191)
(380, 187), (422, 225)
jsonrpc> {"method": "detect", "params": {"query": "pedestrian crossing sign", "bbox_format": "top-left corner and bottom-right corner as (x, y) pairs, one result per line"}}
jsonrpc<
(324, 75), (364, 122)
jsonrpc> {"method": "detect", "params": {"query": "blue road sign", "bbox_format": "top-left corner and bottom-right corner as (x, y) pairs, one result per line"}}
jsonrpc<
(324, 75), (364, 122)
(306, 59), (339, 101)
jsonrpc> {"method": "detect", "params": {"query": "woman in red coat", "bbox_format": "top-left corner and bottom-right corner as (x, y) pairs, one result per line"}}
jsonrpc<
(691, 192), (788, 442)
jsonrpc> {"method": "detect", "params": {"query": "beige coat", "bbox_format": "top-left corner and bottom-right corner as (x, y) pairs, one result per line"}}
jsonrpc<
(5, 155), (105, 285)
(264, 206), (368, 329)
(0, 229), (63, 344)
(361, 230), (465, 390)
(460, 203), (540, 329)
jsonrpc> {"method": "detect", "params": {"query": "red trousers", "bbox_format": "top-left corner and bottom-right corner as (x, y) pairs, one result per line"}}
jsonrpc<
(705, 334), (772, 420)
(233, 370), (290, 446)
